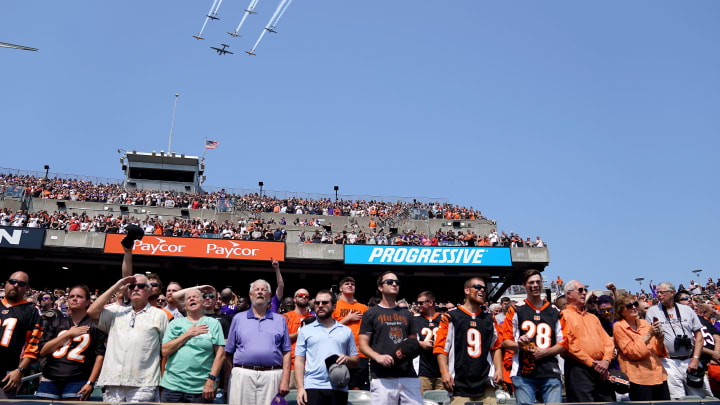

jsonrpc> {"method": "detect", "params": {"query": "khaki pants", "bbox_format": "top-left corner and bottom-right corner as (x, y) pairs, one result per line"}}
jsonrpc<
(228, 367), (282, 405)
(419, 376), (443, 394)
(289, 368), (297, 390)
(450, 385), (496, 405)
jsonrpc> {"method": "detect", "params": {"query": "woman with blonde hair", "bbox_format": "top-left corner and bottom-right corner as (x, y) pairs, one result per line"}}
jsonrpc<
(613, 293), (670, 400)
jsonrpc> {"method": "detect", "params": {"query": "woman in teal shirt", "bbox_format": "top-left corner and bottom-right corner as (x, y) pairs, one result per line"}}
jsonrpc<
(161, 288), (225, 403)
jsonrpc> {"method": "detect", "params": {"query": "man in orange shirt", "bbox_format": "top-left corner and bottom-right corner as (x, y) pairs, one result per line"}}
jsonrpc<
(284, 288), (314, 390)
(332, 277), (369, 390)
(560, 280), (615, 402)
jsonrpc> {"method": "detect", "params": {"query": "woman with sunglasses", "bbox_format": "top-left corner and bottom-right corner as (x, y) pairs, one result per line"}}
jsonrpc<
(613, 293), (670, 401)
(37, 285), (106, 401)
(160, 287), (225, 403)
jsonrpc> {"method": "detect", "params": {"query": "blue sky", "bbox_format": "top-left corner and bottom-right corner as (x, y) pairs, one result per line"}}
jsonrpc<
(2, 1), (718, 291)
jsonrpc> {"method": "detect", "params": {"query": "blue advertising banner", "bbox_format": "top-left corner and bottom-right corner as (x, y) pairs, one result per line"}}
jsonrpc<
(0, 226), (45, 250)
(344, 245), (512, 266)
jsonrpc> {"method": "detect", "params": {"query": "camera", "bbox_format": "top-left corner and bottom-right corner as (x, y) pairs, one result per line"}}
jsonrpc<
(674, 335), (692, 351)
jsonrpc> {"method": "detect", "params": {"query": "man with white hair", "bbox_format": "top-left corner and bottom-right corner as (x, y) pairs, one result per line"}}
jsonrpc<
(88, 244), (169, 402)
(646, 281), (709, 399)
(225, 279), (291, 405)
(559, 279), (614, 402)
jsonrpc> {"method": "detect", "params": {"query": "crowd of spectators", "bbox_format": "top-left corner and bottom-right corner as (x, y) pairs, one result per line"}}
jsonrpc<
(1, 173), (483, 220)
(1, 207), (546, 247)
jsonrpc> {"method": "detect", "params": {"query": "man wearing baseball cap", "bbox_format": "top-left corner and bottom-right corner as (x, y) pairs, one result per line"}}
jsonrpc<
(295, 290), (358, 405)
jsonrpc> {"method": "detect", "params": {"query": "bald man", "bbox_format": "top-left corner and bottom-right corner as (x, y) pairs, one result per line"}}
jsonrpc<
(1, 271), (43, 399)
(284, 288), (314, 389)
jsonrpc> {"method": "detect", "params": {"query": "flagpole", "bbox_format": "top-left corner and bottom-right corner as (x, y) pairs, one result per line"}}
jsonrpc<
(202, 136), (207, 163)
(168, 93), (179, 153)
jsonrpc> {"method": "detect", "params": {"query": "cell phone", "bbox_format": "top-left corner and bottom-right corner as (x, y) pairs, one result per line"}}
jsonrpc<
(331, 285), (338, 294)
(653, 317), (659, 323)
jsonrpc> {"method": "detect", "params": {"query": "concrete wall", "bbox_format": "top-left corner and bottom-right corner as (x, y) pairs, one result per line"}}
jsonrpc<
(511, 247), (550, 264)
(44, 230), (106, 249)
(285, 243), (344, 261)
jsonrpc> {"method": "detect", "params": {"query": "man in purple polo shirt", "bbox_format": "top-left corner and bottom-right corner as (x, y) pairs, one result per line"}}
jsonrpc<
(226, 279), (291, 405)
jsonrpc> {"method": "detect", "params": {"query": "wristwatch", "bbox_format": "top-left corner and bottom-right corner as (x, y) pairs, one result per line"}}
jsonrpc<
(17, 367), (26, 374)
(207, 374), (217, 381)
(86, 381), (96, 387)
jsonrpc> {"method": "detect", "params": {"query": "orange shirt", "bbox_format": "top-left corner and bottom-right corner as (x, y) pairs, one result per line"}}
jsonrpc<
(613, 318), (668, 386)
(284, 310), (313, 368)
(560, 305), (614, 367)
(333, 299), (368, 358)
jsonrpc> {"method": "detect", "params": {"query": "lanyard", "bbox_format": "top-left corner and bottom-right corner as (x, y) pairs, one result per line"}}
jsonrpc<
(660, 303), (685, 337)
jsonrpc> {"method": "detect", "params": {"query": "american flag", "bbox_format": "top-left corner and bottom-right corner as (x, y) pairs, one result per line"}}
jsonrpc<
(205, 140), (219, 149)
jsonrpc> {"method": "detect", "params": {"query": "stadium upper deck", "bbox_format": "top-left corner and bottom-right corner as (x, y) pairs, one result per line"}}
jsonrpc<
(0, 167), (549, 302)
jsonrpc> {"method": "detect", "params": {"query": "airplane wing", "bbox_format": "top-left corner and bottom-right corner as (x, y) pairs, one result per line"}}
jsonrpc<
(225, 50), (234, 54)
(0, 41), (38, 51)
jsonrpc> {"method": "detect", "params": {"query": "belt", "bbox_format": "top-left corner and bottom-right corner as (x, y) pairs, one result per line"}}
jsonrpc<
(670, 356), (690, 360)
(234, 364), (283, 371)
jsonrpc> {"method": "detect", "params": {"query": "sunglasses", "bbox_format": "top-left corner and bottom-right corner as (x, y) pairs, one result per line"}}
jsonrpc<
(128, 283), (148, 290)
(295, 293), (309, 298)
(417, 300), (432, 305)
(42, 296), (52, 300)
(470, 284), (487, 291)
(383, 279), (401, 286)
(157, 299), (167, 303)
(599, 308), (614, 314)
(203, 293), (215, 299)
(678, 296), (691, 302)
(625, 301), (640, 309)
(7, 279), (28, 287)
(315, 300), (331, 306)
(574, 288), (587, 294)
(149, 282), (159, 288)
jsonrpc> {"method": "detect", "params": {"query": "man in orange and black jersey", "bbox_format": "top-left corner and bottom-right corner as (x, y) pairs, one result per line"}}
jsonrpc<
(0, 271), (43, 399)
(414, 291), (444, 394)
(434, 277), (502, 405)
(502, 269), (566, 404)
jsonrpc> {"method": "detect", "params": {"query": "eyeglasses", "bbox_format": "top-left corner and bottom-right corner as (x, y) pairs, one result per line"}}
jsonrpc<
(470, 284), (487, 291)
(625, 301), (640, 309)
(573, 288), (587, 294)
(157, 299), (167, 304)
(7, 279), (28, 287)
(383, 279), (401, 286)
(295, 293), (309, 298)
(315, 300), (331, 306)
(203, 293), (215, 299)
(417, 300), (432, 305)
(149, 282), (159, 288)
(678, 296), (691, 302)
(599, 308), (614, 314)
(128, 283), (148, 290)
(42, 296), (51, 300)
(656, 290), (672, 295)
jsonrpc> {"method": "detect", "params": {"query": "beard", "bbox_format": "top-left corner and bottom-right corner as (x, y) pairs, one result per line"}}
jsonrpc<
(5, 290), (19, 300)
(296, 300), (309, 308)
(316, 309), (332, 320)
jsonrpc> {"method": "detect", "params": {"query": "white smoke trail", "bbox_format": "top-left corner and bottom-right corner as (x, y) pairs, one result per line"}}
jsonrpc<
(231, 0), (260, 36)
(198, 0), (220, 37)
(250, 0), (287, 52)
(210, 0), (224, 18)
(270, 0), (293, 30)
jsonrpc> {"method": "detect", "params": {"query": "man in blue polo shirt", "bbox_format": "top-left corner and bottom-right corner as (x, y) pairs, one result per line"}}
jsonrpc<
(295, 290), (358, 405)
(225, 279), (291, 405)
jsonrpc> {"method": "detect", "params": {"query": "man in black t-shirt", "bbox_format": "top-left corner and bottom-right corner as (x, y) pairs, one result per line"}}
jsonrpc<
(360, 271), (422, 405)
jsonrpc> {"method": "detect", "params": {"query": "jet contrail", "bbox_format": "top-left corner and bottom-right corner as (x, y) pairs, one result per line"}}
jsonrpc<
(196, 0), (220, 39)
(249, 0), (287, 54)
(269, 0), (293, 30)
(210, 0), (224, 19)
(229, 0), (260, 37)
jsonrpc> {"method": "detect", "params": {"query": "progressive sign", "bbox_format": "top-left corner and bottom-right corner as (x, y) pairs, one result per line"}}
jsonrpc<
(0, 226), (45, 250)
(104, 234), (285, 261)
(344, 245), (511, 266)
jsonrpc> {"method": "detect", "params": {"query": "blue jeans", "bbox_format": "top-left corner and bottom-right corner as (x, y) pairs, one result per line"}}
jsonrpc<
(511, 376), (562, 404)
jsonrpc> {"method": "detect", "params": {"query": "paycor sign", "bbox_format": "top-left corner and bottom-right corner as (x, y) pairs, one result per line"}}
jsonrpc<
(0, 226), (45, 250)
(344, 245), (512, 266)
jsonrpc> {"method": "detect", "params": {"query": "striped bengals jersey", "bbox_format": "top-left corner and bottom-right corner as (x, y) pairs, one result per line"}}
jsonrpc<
(0, 298), (43, 374)
(433, 306), (501, 397)
(415, 313), (445, 378)
(502, 300), (564, 378)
